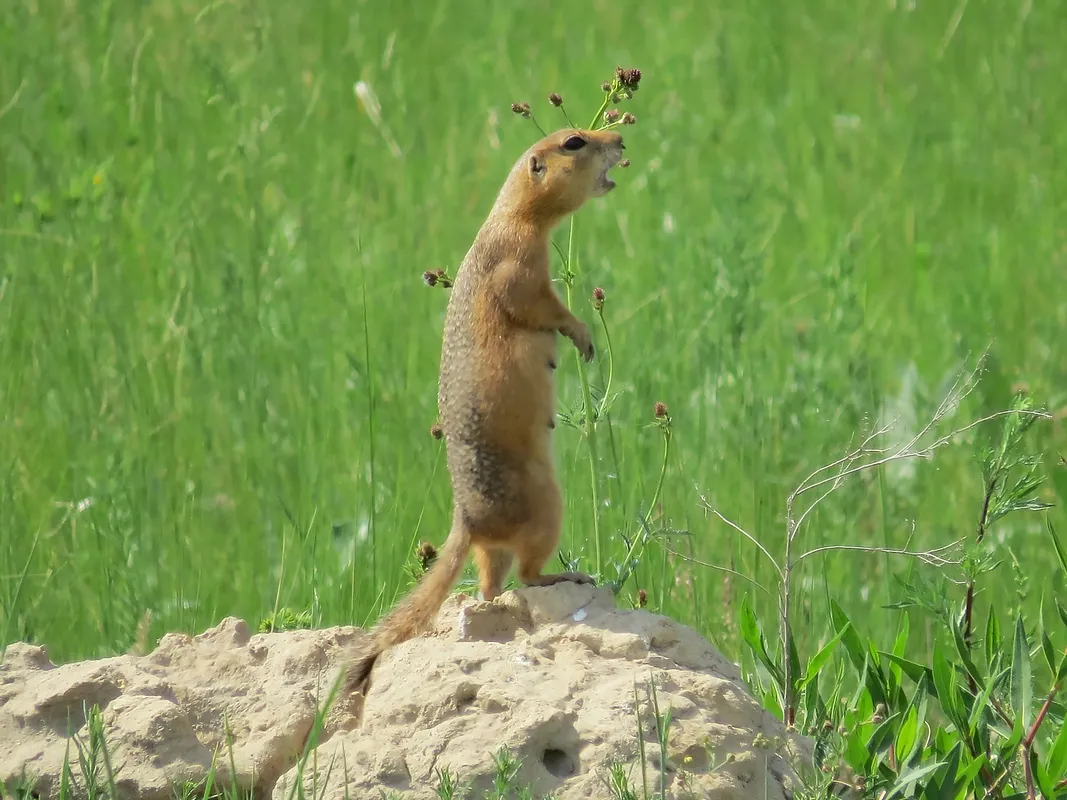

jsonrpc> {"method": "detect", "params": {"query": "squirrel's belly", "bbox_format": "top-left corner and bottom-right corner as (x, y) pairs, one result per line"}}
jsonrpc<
(507, 329), (558, 406)
(471, 331), (557, 447)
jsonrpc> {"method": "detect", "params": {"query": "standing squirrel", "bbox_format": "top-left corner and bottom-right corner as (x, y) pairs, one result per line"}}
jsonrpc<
(344, 126), (626, 701)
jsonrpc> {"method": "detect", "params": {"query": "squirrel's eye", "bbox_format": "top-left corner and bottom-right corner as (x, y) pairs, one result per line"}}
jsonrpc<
(562, 135), (587, 151)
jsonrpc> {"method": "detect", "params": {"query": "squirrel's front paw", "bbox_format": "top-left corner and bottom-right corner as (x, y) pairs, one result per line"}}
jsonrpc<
(563, 322), (595, 363)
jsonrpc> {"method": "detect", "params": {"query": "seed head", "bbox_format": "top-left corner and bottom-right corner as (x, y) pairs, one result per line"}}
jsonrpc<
(615, 67), (642, 89)
(592, 286), (606, 312)
(510, 101), (531, 118)
(601, 81), (612, 93)
(621, 112), (636, 125)
(429, 423), (444, 440)
(423, 268), (453, 289)
(654, 402), (668, 419)
(548, 92), (563, 107)
(604, 109), (620, 124)
(416, 541), (438, 571)
(636, 589), (648, 608)
(619, 158), (631, 168)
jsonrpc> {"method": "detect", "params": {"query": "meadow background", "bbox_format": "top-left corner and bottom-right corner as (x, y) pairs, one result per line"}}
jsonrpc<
(2, 0), (1065, 686)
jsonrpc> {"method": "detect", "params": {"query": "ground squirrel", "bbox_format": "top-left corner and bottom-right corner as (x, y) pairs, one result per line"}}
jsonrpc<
(344, 126), (626, 702)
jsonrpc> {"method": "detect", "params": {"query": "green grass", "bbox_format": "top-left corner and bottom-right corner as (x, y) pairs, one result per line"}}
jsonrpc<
(2, 0), (1066, 772)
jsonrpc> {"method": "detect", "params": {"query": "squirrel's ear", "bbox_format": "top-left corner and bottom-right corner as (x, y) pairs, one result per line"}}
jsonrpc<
(528, 154), (546, 179)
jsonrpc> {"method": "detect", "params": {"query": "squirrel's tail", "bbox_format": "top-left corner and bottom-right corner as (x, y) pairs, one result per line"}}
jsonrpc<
(344, 516), (471, 699)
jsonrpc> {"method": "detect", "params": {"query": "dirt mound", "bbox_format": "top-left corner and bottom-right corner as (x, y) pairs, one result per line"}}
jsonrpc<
(1, 585), (811, 799)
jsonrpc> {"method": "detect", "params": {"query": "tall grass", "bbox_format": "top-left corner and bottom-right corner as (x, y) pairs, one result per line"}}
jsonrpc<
(1, 0), (1064, 728)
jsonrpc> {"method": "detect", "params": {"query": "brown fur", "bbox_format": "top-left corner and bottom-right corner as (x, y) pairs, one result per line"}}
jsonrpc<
(344, 128), (625, 704)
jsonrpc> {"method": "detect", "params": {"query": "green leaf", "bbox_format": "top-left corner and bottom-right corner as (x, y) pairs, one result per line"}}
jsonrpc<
(888, 571), (953, 625)
(985, 605), (1000, 668)
(798, 627), (847, 691)
(1045, 702), (1067, 780)
(1011, 615), (1033, 730)
(1033, 747), (1057, 800)
(949, 611), (985, 689)
(954, 754), (987, 797)
(996, 715), (1026, 768)
(883, 652), (937, 691)
(968, 665), (1009, 737)
(1041, 626), (1057, 677)
(829, 600), (865, 669)
(801, 672), (821, 724)
(989, 658), (1014, 694)
(1048, 517), (1067, 578)
(1057, 651), (1067, 687)
(761, 685), (783, 720)
(934, 727), (955, 757)
(787, 627), (802, 695)
(868, 712), (901, 757)
(933, 638), (967, 733)
(1057, 597), (1067, 632)
(923, 741), (962, 800)
(849, 682), (874, 725)
(895, 704), (919, 768)
(913, 674), (931, 760)
(883, 760), (949, 800)
(893, 613), (910, 658)
(987, 464), (1052, 527)
(849, 665), (873, 715)
(847, 727), (874, 773)
(738, 596), (783, 688)
(897, 671), (932, 767)
(890, 614), (910, 705)
(830, 599), (888, 706)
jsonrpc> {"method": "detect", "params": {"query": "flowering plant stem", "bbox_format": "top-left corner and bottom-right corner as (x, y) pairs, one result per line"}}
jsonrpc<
(520, 67), (643, 579)
(562, 216), (604, 573)
(558, 89), (630, 575)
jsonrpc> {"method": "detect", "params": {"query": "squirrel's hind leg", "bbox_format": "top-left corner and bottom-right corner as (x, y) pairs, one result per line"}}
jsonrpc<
(473, 543), (513, 602)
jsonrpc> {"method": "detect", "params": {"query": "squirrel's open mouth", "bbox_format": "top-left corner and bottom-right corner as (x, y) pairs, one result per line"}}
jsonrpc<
(594, 152), (623, 195)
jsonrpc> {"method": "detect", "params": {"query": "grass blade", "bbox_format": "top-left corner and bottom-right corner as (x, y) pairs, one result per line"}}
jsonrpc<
(1010, 614), (1032, 730)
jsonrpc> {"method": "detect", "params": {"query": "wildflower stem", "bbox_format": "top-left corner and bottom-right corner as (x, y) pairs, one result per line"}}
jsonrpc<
(613, 425), (672, 592)
(550, 68), (641, 578)
(588, 90), (614, 130)
(595, 306), (615, 419)
(643, 425), (671, 529)
(563, 217), (603, 574)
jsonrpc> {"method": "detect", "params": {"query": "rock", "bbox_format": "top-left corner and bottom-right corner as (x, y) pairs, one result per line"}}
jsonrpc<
(0, 619), (363, 799)
(1, 585), (812, 800)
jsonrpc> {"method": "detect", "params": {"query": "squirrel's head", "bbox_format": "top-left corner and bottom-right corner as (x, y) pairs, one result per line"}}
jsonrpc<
(503, 128), (625, 224)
